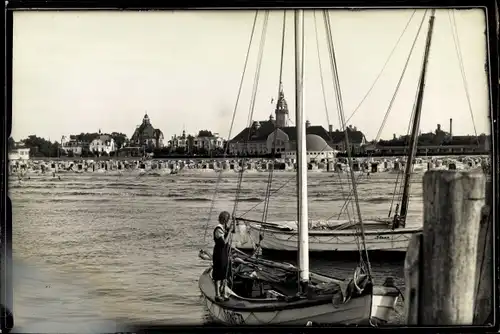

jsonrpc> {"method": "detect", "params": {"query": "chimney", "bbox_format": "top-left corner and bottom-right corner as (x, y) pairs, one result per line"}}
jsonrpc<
(393, 133), (397, 140)
(305, 120), (311, 128)
(449, 118), (453, 137)
(328, 124), (333, 136)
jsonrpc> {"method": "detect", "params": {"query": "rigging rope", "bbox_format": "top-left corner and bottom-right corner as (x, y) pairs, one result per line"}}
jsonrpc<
(325, 10), (427, 221)
(312, 9), (356, 229)
(393, 11), (432, 217)
(313, 10), (332, 129)
(323, 9), (371, 277)
(346, 9), (418, 124)
(323, 10), (423, 225)
(233, 10), (270, 220)
(321, 12), (358, 239)
(332, 10), (425, 223)
(448, 10), (480, 144)
(234, 10), (428, 241)
(373, 10), (428, 217)
(202, 11), (259, 245)
(374, 10), (428, 143)
(261, 10), (287, 227)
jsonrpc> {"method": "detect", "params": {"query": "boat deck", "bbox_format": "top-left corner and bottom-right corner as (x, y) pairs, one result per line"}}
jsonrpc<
(199, 268), (343, 312)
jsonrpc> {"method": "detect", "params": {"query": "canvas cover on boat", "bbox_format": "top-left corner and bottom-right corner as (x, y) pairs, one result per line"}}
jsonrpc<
(232, 258), (297, 285)
(229, 253), (360, 303)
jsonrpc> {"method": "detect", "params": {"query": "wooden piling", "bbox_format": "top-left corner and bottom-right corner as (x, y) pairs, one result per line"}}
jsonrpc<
(405, 170), (486, 325)
(404, 233), (422, 325)
(473, 179), (493, 325)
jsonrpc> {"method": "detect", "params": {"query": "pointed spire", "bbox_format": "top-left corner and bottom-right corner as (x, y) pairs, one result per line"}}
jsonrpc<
(143, 111), (150, 124)
(275, 83), (289, 127)
(276, 83), (288, 112)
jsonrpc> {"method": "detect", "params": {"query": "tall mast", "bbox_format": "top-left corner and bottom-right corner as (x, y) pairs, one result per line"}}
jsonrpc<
(294, 8), (309, 290)
(399, 10), (436, 225)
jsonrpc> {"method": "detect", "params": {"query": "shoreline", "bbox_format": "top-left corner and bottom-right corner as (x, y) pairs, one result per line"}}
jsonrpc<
(7, 155), (487, 177)
(16, 152), (491, 162)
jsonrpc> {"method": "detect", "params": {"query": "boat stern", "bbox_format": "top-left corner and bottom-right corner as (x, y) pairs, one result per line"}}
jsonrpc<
(371, 277), (400, 324)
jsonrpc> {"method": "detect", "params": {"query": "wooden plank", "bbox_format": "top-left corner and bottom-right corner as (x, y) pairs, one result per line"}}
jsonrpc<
(420, 170), (486, 325)
(473, 180), (493, 325)
(404, 233), (422, 325)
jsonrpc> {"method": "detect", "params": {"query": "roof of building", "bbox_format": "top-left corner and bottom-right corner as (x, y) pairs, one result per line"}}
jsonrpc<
(131, 114), (158, 140)
(97, 135), (112, 142)
(328, 128), (365, 144)
(230, 120), (277, 142)
(230, 123), (365, 144)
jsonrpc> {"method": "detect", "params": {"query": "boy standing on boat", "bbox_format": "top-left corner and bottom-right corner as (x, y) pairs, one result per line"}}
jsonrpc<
(213, 211), (232, 302)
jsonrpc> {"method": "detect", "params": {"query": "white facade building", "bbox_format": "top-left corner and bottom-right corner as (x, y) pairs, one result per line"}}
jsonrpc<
(194, 133), (225, 151)
(9, 147), (30, 161)
(89, 135), (116, 154)
(169, 131), (189, 150)
(61, 135), (87, 155)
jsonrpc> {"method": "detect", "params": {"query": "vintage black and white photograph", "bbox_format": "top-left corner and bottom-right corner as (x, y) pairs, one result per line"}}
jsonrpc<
(5, 5), (495, 332)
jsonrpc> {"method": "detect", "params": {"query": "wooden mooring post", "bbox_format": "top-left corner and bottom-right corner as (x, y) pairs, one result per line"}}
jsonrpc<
(404, 170), (491, 325)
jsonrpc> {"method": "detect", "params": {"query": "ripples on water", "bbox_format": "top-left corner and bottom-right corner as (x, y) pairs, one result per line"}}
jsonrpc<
(10, 171), (424, 331)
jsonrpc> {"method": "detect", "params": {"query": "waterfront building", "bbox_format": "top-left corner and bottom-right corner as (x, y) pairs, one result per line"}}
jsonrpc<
(130, 113), (165, 149)
(228, 85), (366, 156)
(168, 130), (190, 151)
(61, 135), (89, 155)
(89, 132), (117, 154)
(365, 121), (490, 155)
(8, 146), (30, 161)
(193, 132), (225, 152)
(284, 134), (336, 163)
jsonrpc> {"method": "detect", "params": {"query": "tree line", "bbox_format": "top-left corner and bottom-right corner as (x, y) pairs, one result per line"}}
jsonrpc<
(8, 130), (226, 158)
(9, 132), (129, 158)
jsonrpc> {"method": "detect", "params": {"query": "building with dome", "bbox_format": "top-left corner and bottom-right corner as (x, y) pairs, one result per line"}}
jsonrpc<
(130, 113), (164, 149)
(284, 134), (336, 162)
(228, 85), (366, 156)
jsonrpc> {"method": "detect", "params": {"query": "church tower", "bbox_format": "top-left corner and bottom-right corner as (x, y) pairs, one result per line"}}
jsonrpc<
(143, 112), (150, 125)
(275, 83), (289, 128)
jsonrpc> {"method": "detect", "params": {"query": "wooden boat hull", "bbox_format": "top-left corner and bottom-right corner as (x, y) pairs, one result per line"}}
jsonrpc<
(233, 221), (420, 252)
(199, 268), (373, 325)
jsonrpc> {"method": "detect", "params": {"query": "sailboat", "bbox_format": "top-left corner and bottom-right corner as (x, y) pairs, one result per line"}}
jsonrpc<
(233, 9), (439, 254)
(198, 9), (399, 325)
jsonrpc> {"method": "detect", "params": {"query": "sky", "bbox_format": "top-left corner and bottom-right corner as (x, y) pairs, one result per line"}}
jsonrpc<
(11, 8), (492, 142)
